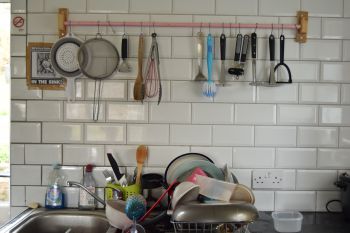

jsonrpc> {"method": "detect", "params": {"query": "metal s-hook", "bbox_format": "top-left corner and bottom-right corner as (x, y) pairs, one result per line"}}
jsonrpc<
(238, 23), (241, 34)
(140, 21), (143, 34)
(230, 22), (233, 37)
(208, 22), (211, 34)
(271, 23), (274, 35)
(222, 22), (225, 34)
(254, 23), (258, 33)
(281, 24), (284, 35)
(153, 22), (156, 34)
(96, 20), (102, 38)
(200, 22), (202, 32)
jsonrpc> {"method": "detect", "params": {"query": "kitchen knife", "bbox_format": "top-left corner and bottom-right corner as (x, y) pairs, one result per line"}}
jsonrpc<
(219, 33), (226, 86)
(251, 32), (257, 84)
(268, 34), (276, 85)
(107, 153), (123, 181)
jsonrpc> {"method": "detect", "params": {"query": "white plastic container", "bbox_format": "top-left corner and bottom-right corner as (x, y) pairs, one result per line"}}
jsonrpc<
(272, 211), (303, 233)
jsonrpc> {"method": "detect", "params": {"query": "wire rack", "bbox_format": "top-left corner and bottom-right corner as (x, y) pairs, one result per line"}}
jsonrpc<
(171, 221), (251, 233)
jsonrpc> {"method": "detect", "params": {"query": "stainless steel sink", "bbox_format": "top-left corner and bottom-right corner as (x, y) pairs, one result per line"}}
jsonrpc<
(0, 209), (114, 233)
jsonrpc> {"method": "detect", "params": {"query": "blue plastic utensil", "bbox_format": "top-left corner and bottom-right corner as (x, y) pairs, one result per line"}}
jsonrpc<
(202, 33), (217, 97)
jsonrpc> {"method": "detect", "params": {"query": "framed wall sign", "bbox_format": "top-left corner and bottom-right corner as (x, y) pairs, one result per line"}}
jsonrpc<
(26, 42), (65, 90)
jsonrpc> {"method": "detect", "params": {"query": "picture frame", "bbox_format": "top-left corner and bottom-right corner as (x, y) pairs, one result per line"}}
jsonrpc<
(26, 42), (65, 90)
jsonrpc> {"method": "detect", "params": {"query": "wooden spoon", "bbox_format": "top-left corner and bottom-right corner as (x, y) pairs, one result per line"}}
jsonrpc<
(135, 145), (148, 185)
(133, 33), (145, 101)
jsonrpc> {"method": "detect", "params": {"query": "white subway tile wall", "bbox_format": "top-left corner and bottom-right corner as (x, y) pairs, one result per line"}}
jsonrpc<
(10, 0), (350, 212)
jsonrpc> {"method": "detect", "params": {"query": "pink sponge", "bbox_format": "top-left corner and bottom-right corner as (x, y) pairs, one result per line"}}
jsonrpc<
(186, 167), (208, 183)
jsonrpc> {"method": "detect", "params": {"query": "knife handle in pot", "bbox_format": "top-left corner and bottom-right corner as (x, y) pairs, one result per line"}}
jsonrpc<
(107, 153), (122, 181)
(220, 33), (226, 61)
(251, 32), (257, 59)
(269, 34), (275, 62)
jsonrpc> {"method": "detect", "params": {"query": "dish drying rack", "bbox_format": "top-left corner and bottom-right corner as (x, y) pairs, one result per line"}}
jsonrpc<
(170, 221), (251, 233)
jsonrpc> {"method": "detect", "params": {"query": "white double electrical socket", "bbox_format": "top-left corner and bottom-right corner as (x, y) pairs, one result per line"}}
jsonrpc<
(253, 170), (284, 189)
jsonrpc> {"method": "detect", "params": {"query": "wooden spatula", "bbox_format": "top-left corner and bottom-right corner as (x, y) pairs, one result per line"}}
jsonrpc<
(135, 145), (148, 185)
(133, 33), (145, 101)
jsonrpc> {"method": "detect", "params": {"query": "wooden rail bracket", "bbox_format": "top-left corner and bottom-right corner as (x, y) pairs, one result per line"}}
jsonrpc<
(58, 8), (68, 38)
(296, 11), (308, 43)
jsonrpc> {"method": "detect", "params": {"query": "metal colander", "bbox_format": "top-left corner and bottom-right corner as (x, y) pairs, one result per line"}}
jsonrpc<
(78, 35), (119, 79)
(50, 33), (83, 77)
(77, 34), (120, 121)
(55, 43), (80, 73)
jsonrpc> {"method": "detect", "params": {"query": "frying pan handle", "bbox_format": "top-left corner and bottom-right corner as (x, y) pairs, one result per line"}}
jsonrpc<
(279, 34), (285, 63)
(121, 37), (128, 60)
(220, 33), (226, 61)
(269, 34), (275, 61)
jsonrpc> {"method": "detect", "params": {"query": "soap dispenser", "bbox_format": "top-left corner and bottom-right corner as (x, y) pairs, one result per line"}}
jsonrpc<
(45, 164), (65, 209)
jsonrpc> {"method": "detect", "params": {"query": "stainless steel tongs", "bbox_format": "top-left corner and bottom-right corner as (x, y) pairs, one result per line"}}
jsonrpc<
(144, 33), (162, 104)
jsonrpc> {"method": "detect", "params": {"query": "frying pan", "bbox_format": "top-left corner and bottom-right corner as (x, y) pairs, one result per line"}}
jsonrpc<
(50, 32), (83, 101)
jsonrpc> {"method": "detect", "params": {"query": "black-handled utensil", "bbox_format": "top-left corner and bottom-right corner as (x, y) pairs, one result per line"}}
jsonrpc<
(219, 33), (226, 85)
(240, 34), (250, 64)
(107, 153), (123, 181)
(268, 34), (276, 85)
(251, 32), (257, 59)
(119, 34), (131, 72)
(121, 37), (128, 59)
(274, 34), (292, 83)
(233, 33), (242, 63)
(228, 34), (243, 78)
(250, 32), (257, 85)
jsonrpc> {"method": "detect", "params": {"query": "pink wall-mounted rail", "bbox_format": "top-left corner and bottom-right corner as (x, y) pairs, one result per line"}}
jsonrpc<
(64, 21), (300, 30)
(58, 9), (308, 42)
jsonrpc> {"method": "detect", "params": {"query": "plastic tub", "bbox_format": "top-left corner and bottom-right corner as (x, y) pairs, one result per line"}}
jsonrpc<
(272, 211), (303, 232)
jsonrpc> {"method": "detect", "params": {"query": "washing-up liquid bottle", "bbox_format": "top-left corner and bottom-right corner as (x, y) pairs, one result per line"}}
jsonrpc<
(45, 164), (65, 209)
(79, 164), (97, 209)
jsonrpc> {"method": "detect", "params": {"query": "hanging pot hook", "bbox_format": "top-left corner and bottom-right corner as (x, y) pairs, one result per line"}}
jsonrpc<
(140, 22), (143, 34)
(238, 23), (241, 34)
(69, 20), (72, 33)
(222, 22), (225, 34)
(96, 20), (102, 38)
(230, 22), (233, 37)
(281, 24), (284, 35)
(271, 23), (274, 35)
(153, 22), (156, 34)
(254, 23), (258, 33)
(200, 22), (202, 33)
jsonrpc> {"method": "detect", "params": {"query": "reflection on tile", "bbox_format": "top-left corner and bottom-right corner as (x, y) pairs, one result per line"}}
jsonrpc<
(63, 145), (105, 166)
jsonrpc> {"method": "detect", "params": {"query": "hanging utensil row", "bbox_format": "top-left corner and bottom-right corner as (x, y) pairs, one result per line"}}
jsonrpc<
(50, 24), (293, 111)
(193, 31), (293, 98)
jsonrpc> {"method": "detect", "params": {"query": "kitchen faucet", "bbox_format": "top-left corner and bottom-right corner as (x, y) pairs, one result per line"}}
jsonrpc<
(66, 181), (106, 207)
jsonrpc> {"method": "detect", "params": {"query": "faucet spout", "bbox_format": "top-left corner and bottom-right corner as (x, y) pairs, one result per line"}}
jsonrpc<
(66, 181), (105, 207)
